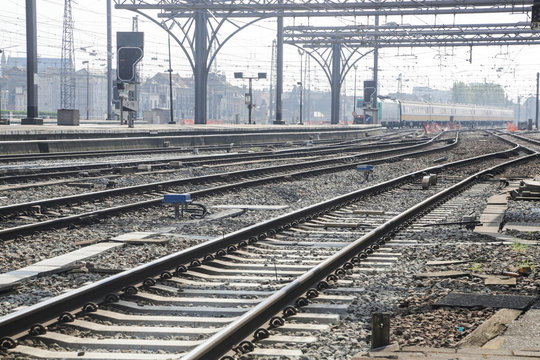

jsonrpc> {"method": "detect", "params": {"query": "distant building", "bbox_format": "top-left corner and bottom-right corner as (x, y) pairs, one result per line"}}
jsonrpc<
(74, 68), (108, 119)
(139, 72), (250, 123)
(0, 54), (338, 123)
(517, 97), (537, 124)
(0, 55), (109, 117)
(412, 86), (451, 103)
(3, 56), (63, 73)
(2, 66), (26, 111)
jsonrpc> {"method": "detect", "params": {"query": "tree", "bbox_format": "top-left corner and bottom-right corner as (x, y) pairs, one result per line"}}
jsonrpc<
(451, 82), (506, 106)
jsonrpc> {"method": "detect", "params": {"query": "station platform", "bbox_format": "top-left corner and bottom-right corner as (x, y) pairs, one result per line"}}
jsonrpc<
(0, 119), (379, 135)
(0, 120), (383, 155)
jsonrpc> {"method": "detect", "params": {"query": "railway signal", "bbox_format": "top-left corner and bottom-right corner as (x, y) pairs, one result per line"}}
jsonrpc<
(117, 47), (143, 82)
(116, 32), (144, 127)
(532, 0), (540, 29)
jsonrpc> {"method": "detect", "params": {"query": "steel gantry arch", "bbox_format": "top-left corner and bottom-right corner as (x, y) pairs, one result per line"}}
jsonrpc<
(284, 21), (540, 124)
(288, 43), (374, 124)
(123, 7), (267, 124)
(114, 0), (536, 125)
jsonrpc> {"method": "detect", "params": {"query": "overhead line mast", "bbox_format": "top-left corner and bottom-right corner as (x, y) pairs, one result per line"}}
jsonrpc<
(60, 0), (76, 110)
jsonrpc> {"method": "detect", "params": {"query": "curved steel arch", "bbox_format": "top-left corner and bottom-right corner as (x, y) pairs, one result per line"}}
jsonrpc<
(131, 9), (196, 71)
(290, 42), (374, 123)
(340, 47), (374, 84)
(124, 8), (276, 124)
(291, 44), (333, 83)
(207, 14), (267, 71)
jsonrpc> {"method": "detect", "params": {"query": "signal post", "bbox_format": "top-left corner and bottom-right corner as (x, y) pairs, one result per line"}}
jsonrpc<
(116, 32), (144, 128)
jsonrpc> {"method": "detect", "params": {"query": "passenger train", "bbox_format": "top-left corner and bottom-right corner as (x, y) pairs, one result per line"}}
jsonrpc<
(361, 99), (514, 127)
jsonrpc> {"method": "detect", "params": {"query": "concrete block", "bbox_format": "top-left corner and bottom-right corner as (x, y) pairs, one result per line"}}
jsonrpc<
(137, 164), (152, 171)
(57, 109), (80, 126)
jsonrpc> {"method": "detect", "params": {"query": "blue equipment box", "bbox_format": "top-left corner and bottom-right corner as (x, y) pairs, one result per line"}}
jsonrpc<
(356, 165), (374, 172)
(163, 194), (192, 203)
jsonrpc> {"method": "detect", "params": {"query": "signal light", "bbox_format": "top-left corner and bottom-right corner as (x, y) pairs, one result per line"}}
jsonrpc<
(117, 47), (143, 82)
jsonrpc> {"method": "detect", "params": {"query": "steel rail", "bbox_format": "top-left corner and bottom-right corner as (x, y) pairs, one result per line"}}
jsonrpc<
(0, 134), (527, 345)
(0, 128), (379, 158)
(503, 132), (540, 147)
(0, 137), (426, 183)
(0, 135), (445, 219)
(0, 135), (453, 240)
(0, 133), (412, 167)
(0, 135), (378, 162)
(182, 151), (539, 360)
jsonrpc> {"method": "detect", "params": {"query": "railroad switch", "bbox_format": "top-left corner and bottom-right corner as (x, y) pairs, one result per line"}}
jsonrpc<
(163, 193), (192, 219)
(163, 193), (207, 219)
(356, 164), (374, 183)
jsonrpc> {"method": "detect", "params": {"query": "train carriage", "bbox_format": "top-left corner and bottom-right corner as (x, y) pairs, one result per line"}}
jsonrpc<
(379, 98), (513, 128)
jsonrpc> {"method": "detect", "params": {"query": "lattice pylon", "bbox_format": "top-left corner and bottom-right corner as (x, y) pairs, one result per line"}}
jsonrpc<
(60, 0), (75, 109)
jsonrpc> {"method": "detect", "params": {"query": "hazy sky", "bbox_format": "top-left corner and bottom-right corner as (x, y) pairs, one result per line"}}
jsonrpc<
(1, 0), (540, 102)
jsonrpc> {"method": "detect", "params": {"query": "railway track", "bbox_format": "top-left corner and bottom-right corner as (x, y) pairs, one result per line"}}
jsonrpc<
(497, 131), (540, 152)
(0, 134), (536, 359)
(0, 136), (425, 185)
(0, 134), (456, 240)
(0, 131), (409, 164)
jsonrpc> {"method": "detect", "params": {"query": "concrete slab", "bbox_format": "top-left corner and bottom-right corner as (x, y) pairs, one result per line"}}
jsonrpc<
(487, 194), (509, 206)
(435, 293), (538, 310)
(481, 205), (508, 214)
(484, 276), (517, 286)
(37, 331), (202, 351)
(10, 346), (179, 360)
(503, 223), (540, 233)
(458, 309), (522, 347)
(426, 260), (470, 266)
(479, 213), (505, 223)
(483, 310), (540, 352)
(414, 271), (469, 278)
(0, 242), (123, 291)
(111, 232), (157, 241)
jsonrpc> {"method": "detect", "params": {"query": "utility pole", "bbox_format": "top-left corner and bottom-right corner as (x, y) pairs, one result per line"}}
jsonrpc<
(298, 48), (304, 125)
(353, 65), (357, 113)
(269, 39), (276, 122)
(106, 0), (113, 120)
(372, 15), (379, 121)
(22, 0), (42, 125)
(306, 56), (311, 124)
(248, 77), (253, 124)
(274, 0), (284, 124)
(167, 32), (175, 124)
(535, 73), (540, 131)
(517, 96), (521, 125)
(132, 16), (139, 122)
(82, 61), (90, 119)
